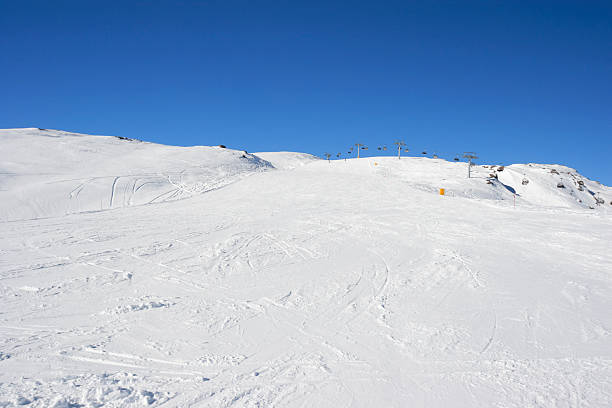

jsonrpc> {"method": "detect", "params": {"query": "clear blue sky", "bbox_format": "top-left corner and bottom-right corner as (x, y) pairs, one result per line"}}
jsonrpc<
(2, 1), (611, 184)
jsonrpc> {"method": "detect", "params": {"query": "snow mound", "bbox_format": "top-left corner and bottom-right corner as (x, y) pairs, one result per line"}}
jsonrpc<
(0, 128), (273, 221)
(253, 151), (320, 170)
(303, 156), (611, 210)
(499, 163), (611, 209)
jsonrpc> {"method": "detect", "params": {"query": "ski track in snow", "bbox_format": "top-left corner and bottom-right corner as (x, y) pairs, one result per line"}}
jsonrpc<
(109, 176), (119, 208)
(1, 129), (612, 407)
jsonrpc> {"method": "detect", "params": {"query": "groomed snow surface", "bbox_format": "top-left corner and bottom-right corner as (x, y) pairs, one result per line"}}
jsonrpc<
(1, 128), (611, 407)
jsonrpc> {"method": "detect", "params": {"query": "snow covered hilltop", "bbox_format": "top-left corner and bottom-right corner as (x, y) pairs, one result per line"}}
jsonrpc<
(1, 128), (610, 222)
(1, 128), (611, 407)
(0, 128), (275, 222)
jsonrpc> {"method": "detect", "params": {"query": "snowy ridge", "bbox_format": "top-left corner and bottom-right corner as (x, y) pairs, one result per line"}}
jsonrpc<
(500, 163), (611, 209)
(299, 156), (611, 211)
(1, 129), (609, 222)
(252, 151), (320, 170)
(1, 129), (611, 407)
(0, 128), (273, 221)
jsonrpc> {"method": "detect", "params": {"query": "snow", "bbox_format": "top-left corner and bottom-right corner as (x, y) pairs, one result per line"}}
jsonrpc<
(1, 128), (611, 407)
(0, 128), (273, 221)
(252, 152), (320, 170)
(499, 163), (611, 209)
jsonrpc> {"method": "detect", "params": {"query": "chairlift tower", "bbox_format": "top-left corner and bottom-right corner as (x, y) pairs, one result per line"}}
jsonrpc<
(393, 141), (407, 159)
(354, 143), (366, 159)
(463, 152), (478, 178)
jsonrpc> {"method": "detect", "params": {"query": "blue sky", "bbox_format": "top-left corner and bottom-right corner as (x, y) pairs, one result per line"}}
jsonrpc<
(2, 1), (611, 184)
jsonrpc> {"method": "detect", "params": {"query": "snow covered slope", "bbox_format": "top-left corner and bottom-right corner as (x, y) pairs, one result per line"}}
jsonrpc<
(1, 128), (608, 222)
(314, 156), (611, 210)
(253, 151), (320, 170)
(0, 128), (273, 221)
(498, 163), (611, 209)
(1, 129), (611, 407)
